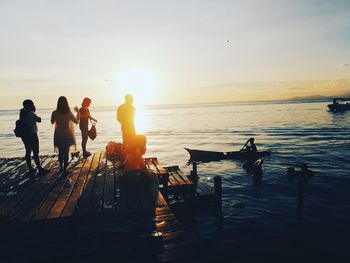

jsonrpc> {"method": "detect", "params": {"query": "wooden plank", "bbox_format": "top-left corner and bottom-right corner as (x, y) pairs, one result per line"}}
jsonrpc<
(166, 173), (177, 186)
(89, 153), (106, 214)
(46, 158), (86, 219)
(117, 175), (159, 214)
(173, 167), (193, 185)
(167, 171), (185, 186)
(0, 162), (32, 198)
(114, 166), (123, 212)
(0, 158), (25, 174)
(37, 155), (56, 170)
(194, 182), (206, 196)
(0, 158), (7, 166)
(103, 159), (116, 213)
(138, 183), (157, 210)
(197, 181), (213, 195)
(125, 186), (143, 212)
(74, 153), (101, 216)
(115, 186), (129, 213)
(157, 191), (169, 207)
(8, 161), (61, 221)
(146, 180), (161, 206)
(171, 172), (187, 185)
(61, 155), (94, 217)
(31, 157), (83, 220)
(0, 156), (54, 198)
(0, 156), (58, 215)
(0, 158), (30, 188)
(115, 170), (146, 214)
(143, 158), (154, 168)
(151, 158), (168, 175)
(1, 158), (27, 178)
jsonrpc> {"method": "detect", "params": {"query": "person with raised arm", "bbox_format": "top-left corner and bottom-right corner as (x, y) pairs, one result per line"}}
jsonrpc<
(79, 97), (97, 158)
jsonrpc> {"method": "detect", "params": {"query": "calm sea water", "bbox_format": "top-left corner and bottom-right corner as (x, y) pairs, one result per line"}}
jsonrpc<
(1, 100), (350, 259)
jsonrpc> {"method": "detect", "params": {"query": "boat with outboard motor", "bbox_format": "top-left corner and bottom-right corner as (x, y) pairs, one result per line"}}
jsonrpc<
(327, 98), (350, 112)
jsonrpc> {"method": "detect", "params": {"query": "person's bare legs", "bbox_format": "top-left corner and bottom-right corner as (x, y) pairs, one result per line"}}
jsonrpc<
(81, 130), (90, 157)
(32, 134), (49, 174)
(23, 139), (35, 173)
(58, 149), (64, 172)
(63, 147), (69, 172)
(58, 146), (69, 172)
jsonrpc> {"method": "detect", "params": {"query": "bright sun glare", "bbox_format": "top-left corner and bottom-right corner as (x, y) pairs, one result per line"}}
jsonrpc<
(116, 68), (157, 133)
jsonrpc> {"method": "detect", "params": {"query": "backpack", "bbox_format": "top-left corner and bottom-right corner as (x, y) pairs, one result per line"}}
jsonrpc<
(14, 119), (28, 138)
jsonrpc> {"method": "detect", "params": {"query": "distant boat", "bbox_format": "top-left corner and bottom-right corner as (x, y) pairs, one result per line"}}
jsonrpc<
(327, 98), (350, 112)
(185, 148), (271, 162)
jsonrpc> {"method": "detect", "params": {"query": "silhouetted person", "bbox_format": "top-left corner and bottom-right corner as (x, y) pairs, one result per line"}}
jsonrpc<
(79, 97), (97, 158)
(124, 135), (148, 174)
(242, 137), (258, 168)
(246, 138), (257, 153)
(241, 137), (257, 153)
(122, 135), (158, 186)
(117, 94), (136, 146)
(51, 96), (80, 174)
(19, 99), (49, 174)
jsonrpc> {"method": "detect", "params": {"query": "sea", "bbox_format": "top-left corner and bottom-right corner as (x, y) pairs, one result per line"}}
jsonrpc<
(1, 99), (349, 261)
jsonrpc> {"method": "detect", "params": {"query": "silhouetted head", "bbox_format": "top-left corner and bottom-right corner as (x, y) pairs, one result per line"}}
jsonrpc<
(125, 94), (133, 105)
(20, 99), (36, 119)
(56, 96), (70, 115)
(249, 137), (255, 144)
(22, 99), (35, 112)
(81, 97), (92, 107)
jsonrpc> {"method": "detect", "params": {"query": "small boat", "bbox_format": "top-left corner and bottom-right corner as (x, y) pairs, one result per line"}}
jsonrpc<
(185, 148), (271, 162)
(327, 98), (350, 112)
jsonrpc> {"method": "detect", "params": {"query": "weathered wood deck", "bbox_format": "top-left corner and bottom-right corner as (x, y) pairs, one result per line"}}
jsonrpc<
(0, 153), (191, 263)
(145, 158), (214, 201)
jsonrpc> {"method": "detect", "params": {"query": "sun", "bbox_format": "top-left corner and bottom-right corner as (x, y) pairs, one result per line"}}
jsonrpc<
(116, 68), (157, 133)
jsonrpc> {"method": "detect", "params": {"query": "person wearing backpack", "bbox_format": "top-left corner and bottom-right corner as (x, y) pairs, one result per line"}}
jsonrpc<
(19, 99), (49, 174)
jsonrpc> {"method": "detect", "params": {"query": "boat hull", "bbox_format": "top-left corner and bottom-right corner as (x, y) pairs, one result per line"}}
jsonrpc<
(185, 148), (271, 162)
(327, 104), (350, 112)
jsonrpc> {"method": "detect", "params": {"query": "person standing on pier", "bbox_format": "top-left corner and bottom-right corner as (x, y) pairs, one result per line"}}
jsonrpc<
(51, 96), (80, 174)
(19, 99), (49, 175)
(79, 97), (97, 158)
(117, 94), (136, 146)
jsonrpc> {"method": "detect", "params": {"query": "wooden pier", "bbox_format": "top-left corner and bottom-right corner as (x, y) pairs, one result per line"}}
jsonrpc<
(0, 153), (193, 263)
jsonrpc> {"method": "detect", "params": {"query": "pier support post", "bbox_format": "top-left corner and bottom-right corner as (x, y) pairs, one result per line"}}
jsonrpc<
(190, 161), (198, 181)
(297, 179), (304, 215)
(162, 173), (169, 201)
(214, 176), (223, 225)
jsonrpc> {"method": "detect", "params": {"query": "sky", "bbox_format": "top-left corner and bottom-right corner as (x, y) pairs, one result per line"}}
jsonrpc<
(0, 0), (350, 109)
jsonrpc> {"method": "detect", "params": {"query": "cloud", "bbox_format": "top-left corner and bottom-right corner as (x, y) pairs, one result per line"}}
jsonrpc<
(340, 63), (349, 67)
(286, 86), (308, 90)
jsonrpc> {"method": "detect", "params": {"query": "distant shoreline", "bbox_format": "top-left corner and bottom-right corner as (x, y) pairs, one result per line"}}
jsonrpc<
(0, 97), (332, 112)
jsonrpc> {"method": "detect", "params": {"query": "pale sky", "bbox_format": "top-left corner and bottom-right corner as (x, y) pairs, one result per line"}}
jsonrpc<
(0, 0), (350, 109)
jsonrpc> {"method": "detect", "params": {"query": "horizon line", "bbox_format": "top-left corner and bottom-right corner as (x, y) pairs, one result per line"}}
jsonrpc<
(0, 96), (333, 111)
